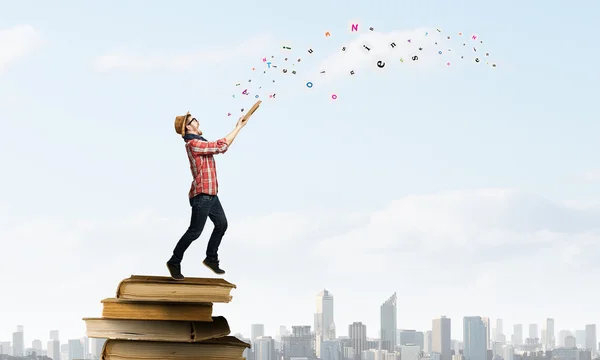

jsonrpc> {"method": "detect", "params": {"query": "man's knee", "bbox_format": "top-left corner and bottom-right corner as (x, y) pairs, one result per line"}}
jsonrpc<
(215, 217), (228, 234)
(186, 226), (203, 239)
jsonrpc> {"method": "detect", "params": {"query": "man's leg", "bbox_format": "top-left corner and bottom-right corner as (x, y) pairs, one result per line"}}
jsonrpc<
(167, 194), (215, 279)
(202, 195), (228, 274)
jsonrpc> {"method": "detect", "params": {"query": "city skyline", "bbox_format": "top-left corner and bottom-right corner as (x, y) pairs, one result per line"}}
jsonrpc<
(2, 316), (598, 359)
(1, 288), (598, 360)
(2, 288), (599, 354)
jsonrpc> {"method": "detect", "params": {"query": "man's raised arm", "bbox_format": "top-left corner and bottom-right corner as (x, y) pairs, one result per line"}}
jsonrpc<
(189, 117), (247, 155)
(222, 115), (247, 147)
(188, 138), (229, 155)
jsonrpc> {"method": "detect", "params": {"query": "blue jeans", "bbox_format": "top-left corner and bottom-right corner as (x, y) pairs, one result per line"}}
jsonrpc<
(170, 194), (228, 264)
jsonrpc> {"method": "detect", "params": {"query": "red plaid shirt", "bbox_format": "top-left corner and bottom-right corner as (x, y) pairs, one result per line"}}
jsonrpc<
(185, 137), (229, 197)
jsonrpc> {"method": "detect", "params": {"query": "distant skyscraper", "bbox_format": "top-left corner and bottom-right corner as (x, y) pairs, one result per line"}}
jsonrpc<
(576, 330), (586, 348)
(380, 293), (397, 352)
(256, 336), (275, 360)
(481, 318), (490, 350)
(432, 316), (452, 360)
(12, 326), (24, 357)
(47, 340), (60, 360)
(81, 336), (90, 358)
(512, 324), (523, 346)
(399, 330), (424, 349)
(68, 339), (84, 360)
(401, 344), (421, 360)
(529, 324), (538, 340)
(495, 319), (504, 341)
(276, 326), (290, 342)
(50, 330), (59, 341)
(424, 331), (432, 354)
(91, 338), (106, 359)
(32, 340), (42, 354)
(349, 322), (367, 360)
(565, 335), (577, 348)
(463, 317), (487, 360)
(502, 345), (514, 360)
(252, 324), (265, 347)
(558, 330), (572, 347)
(585, 325), (596, 355)
(282, 325), (314, 359)
(543, 318), (555, 349)
(321, 340), (341, 360)
(315, 289), (335, 357)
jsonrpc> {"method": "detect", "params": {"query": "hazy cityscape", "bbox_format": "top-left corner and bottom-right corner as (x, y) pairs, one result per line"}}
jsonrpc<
(0, 290), (597, 360)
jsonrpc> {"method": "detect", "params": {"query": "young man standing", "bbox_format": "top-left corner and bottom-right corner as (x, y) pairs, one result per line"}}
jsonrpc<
(167, 112), (248, 280)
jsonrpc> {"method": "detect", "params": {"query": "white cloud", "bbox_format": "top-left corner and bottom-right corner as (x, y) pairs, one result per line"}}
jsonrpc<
(0, 25), (42, 75)
(93, 33), (274, 72)
(312, 188), (600, 281)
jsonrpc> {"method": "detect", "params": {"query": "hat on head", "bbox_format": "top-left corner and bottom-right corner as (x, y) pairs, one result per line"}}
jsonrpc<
(174, 112), (191, 137)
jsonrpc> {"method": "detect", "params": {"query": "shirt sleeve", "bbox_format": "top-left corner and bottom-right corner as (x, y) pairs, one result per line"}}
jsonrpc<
(188, 138), (229, 155)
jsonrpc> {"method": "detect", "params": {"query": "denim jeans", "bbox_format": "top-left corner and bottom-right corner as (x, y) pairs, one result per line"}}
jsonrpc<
(169, 194), (228, 264)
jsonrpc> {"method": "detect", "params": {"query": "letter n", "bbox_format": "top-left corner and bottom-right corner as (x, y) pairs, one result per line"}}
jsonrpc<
(351, 24), (358, 32)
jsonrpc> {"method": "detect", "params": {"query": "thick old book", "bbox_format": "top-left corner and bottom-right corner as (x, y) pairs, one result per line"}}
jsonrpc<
(84, 316), (230, 342)
(116, 275), (236, 303)
(101, 298), (213, 321)
(101, 336), (250, 360)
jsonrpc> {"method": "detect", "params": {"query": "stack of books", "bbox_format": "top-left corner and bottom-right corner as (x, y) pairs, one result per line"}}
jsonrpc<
(83, 275), (250, 360)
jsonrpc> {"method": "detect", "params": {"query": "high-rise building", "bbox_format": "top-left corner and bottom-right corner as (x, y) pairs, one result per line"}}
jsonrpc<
(481, 318), (490, 350)
(315, 289), (335, 357)
(256, 336), (275, 360)
(0, 342), (11, 355)
(50, 330), (59, 341)
(349, 322), (367, 360)
(542, 319), (554, 349)
(495, 319), (503, 340)
(502, 345), (514, 360)
(12, 325), (24, 357)
(565, 336), (576, 348)
(32, 340), (42, 354)
(463, 317), (487, 360)
(399, 330), (424, 349)
(558, 330), (572, 347)
(81, 336), (89, 358)
(282, 325), (313, 359)
(576, 330), (586, 348)
(529, 324), (538, 340)
(321, 340), (341, 360)
(60, 343), (69, 360)
(91, 338), (106, 360)
(68, 339), (84, 360)
(252, 324), (265, 351)
(512, 324), (523, 346)
(47, 340), (60, 360)
(432, 316), (452, 360)
(380, 293), (397, 352)
(277, 326), (290, 342)
(400, 344), (421, 360)
(494, 319), (505, 344)
(585, 324), (597, 356)
(424, 331), (432, 354)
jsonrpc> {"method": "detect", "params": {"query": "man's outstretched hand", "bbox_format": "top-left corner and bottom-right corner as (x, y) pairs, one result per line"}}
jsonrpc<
(236, 115), (248, 129)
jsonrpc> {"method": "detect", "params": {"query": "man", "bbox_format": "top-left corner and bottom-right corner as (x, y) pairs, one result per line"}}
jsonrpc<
(167, 112), (248, 280)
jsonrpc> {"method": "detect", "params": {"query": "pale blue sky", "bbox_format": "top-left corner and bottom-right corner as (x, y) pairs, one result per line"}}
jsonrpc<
(1, 0), (600, 347)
